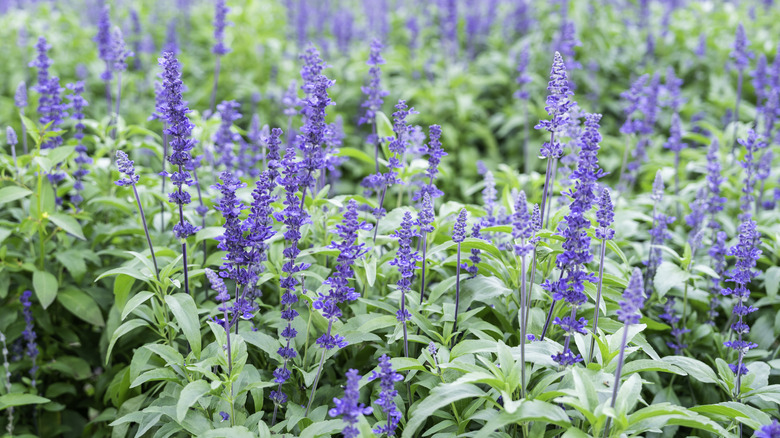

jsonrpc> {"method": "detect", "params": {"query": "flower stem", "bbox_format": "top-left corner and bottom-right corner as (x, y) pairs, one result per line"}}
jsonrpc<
(305, 319), (332, 416)
(452, 243), (462, 347)
(588, 239), (607, 363)
(209, 56), (221, 116)
(131, 183), (160, 281)
(519, 249), (528, 399)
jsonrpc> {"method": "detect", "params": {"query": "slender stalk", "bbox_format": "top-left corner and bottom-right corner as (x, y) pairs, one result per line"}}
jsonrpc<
(452, 243), (462, 347)
(525, 248), (538, 331)
(161, 130), (169, 229)
(603, 324), (631, 438)
(618, 135), (631, 187)
(519, 249), (528, 399)
(104, 67), (113, 117)
(176, 177), (191, 296)
(305, 319), (332, 416)
(731, 69), (743, 156)
(539, 156), (554, 224)
(221, 304), (234, 427)
(113, 72), (123, 140)
(674, 152), (682, 219)
(192, 168), (207, 265)
(540, 268), (567, 340)
(20, 109), (28, 155)
(373, 185), (388, 243)
(757, 179), (765, 216)
(523, 100), (530, 176)
(372, 121), (379, 174)
(418, 235), (428, 305)
(1, 331), (13, 436)
(588, 239), (607, 363)
(131, 184), (160, 281)
(544, 159), (558, 229)
(209, 56), (221, 116)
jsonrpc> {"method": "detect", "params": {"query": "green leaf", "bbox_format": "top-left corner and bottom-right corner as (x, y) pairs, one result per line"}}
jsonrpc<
(57, 288), (104, 326)
(661, 356), (718, 384)
(33, 269), (58, 309)
(615, 373), (642, 413)
(300, 419), (344, 438)
(165, 294), (202, 358)
(106, 319), (150, 363)
(474, 400), (571, 437)
(176, 380), (211, 422)
(403, 383), (485, 437)
(0, 393), (50, 410)
(121, 291), (155, 321)
(337, 147), (374, 165)
(0, 186), (33, 206)
(765, 266), (780, 298)
(654, 262), (690, 298)
(200, 427), (255, 438)
(622, 359), (686, 376)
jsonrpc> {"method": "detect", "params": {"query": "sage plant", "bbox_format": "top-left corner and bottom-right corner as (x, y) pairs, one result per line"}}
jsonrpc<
(210, 0), (232, 114)
(589, 188), (614, 362)
(730, 23), (753, 154)
(452, 208), (468, 344)
(417, 192), (435, 306)
(360, 39), (389, 174)
(512, 191), (534, 396)
(307, 200), (371, 414)
(390, 211), (421, 359)
(369, 354), (403, 437)
(329, 369), (372, 438)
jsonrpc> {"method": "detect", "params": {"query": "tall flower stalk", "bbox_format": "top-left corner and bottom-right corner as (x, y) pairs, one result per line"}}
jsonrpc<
(67, 81), (91, 208)
(535, 52), (575, 229)
(451, 208), (468, 345)
(14, 81), (28, 154)
(515, 44), (532, 175)
(95, 5), (113, 111)
(159, 51), (199, 295)
(604, 268), (645, 437)
(210, 0), (231, 114)
(271, 147), (310, 425)
(589, 188), (615, 363)
(645, 171), (675, 298)
(390, 212), (421, 360)
(110, 27), (133, 137)
(306, 200), (371, 415)
(360, 39), (389, 174)
(205, 269), (235, 424)
(329, 369), (373, 438)
(0, 330), (12, 435)
(116, 151), (160, 280)
(369, 354), (403, 437)
(417, 192), (435, 307)
(20, 291), (39, 390)
(730, 23), (753, 155)
(512, 191), (534, 397)
(723, 219), (761, 399)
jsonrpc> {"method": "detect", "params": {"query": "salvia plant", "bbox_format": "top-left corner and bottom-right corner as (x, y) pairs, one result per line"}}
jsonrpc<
(0, 1), (778, 438)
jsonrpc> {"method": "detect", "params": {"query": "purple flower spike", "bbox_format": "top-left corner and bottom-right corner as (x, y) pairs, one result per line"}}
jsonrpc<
(115, 151), (140, 187)
(15, 81), (27, 109)
(329, 369), (373, 438)
(512, 191), (534, 257)
(213, 171), (250, 285)
(359, 39), (389, 126)
(535, 51), (575, 159)
(757, 420), (780, 438)
(213, 0), (232, 56)
(6, 127), (17, 146)
(453, 209), (468, 243)
(20, 291), (39, 388)
(722, 219), (761, 379)
(731, 23), (753, 71)
(390, 212), (421, 324)
(369, 355), (403, 437)
(414, 125), (447, 202)
(95, 5), (113, 81)
(205, 268), (231, 303)
(617, 268), (645, 325)
(213, 100), (242, 171)
(738, 129), (765, 220)
(595, 189), (615, 240)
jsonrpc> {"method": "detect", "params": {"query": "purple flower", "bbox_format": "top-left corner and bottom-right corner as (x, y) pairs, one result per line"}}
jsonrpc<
(159, 51), (199, 238)
(15, 81), (27, 109)
(95, 5), (113, 80)
(6, 128), (17, 147)
(219, 411), (229, 422)
(646, 171), (676, 297)
(111, 27), (133, 74)
(68, 81), (91, 206)
(555, 20), (581, 71)
(115, 151), (140, 187)
(738, 129), (765, 220)
(722, 219), (761, 376)
(514, 44), (531, 100)
(359, 39), (389, 126)
(481, 170), (498, 224)
(242, 170), (277, 298)
(314, 200), (371, 330)
(417, 192), (435, 235)
(617, 268), (645, 325)
(387, 100), (418, 169)
(705, 140), (726, 230)
(213, 172), (251, 285)
(20, 291), (38, 388)
(205, 268), (231, 304)
(730, 23), (753, 71)
(707, 231), (728, 325)
(390, 212), (421, 322)
(512, 191), (534, 257)
(595, 188), (615, 240)
(213, 0), (231, 56)
(663, 113), (686, 153)
(663, 67), (684, 113)
(30, 37), (65, 150)
(329, 369), (373, 438)
(535, 52), (575, 159)
(659, 297), (688, 354)
(414, 125), (447, 202)
(453, 208), (468, 243)
(369, 354), (403, 436)
(297, 46), (334, 191)
(757, 420), (780, 438)
(212, 100), (242, 171)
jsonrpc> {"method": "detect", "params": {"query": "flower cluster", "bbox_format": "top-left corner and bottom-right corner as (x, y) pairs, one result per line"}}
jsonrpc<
(359, 39), (389, 128)
(30, 37), (66, 150)
(95, 5), (113, 81)
(214, 172), (251, 285)
(707, 231), (728, 325)
(514, 44), (531, 100)
(115, 151), (140, 187)
(111, 28), (133, 74)
(329, 369), (373, 438)
(453, 208), (468, 244)
(369, 354), (403, 436)
(617, 268), (645, 325)
(68, 81), (91, 206)
(595, 189), (615, 240)
(730, 23), (753, 71)
(213, 100), (242, 171)
(390, 212), (421, 322)
(705, 140), (725, 230)
(213, 0), (231, 56)
(270, 148), (311, 406)
(314, 200), (371, 349)
(414, 125), (447, 202)
(512, 191), (534, 257)
(20, 291), (38, 389)
(242, 170), (278, 300)
(722, 219), (762, 376)
(738, 129), (765, 220)
(663, 113), (686, 154)
(159, 51), (199, 239)
(659, 296), (689, 354)
(645, 171), (675, 297)
(298, 46), (334, 191)
(621, 74), (661, 186)
(535, 51), (575, 159)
